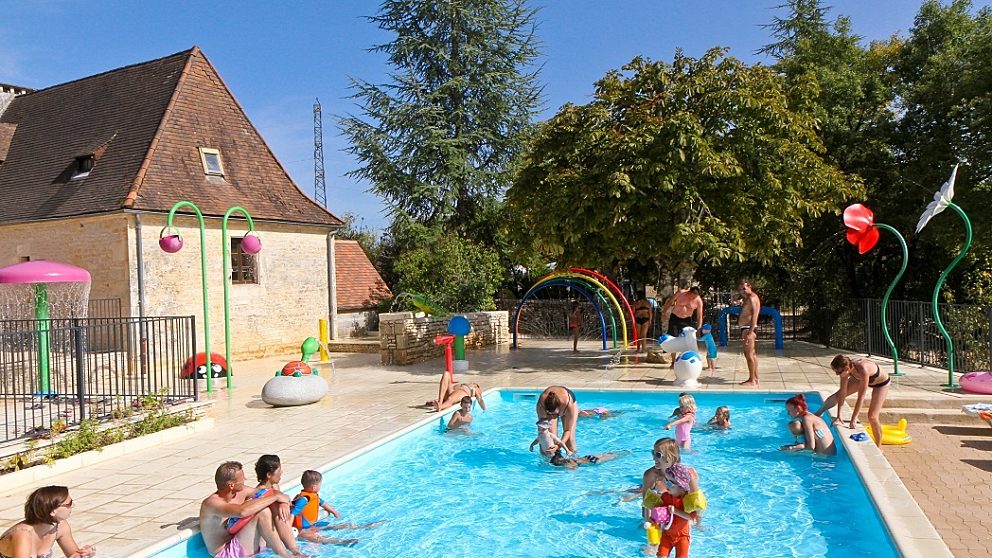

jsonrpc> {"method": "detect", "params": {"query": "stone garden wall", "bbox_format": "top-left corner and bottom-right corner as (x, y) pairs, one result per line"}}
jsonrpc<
(379, 311), (509, 365)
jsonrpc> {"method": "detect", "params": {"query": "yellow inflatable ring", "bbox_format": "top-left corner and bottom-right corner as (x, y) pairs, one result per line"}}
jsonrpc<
(865, 418), (912, 445)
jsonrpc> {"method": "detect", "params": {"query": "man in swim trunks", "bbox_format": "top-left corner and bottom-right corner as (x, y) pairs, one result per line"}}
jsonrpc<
(737, 279), (760, 386)
(200, 461), (300, 558)
(633, 292), (653, 352)
(661, 284), (704, 367)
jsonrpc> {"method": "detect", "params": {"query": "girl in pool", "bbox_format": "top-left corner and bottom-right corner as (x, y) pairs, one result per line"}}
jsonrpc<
(529, 418), (567, 457)
(782, 393), (836, 455)
(707, 406), (731, 429)
(656, 463), (700, 558)
(664, 394), (697, 449)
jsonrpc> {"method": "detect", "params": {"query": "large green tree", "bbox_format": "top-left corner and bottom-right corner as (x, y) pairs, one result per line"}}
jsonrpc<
(508, 49), (862, 280)
(340, 0), (543, 309)
(892, 0), (992, 303)
(340, 0), (542, 234)
(756, 0), (902, 340)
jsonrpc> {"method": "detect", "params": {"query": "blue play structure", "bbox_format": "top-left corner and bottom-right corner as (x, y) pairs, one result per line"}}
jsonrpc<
(716, 306), (784, 350)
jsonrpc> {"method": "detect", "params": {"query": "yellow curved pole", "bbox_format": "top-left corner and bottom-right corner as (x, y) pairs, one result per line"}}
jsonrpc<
(534, 272), (629, 347)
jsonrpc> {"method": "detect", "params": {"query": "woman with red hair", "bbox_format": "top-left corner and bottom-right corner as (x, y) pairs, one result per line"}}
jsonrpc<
(781, 394), (835, 455)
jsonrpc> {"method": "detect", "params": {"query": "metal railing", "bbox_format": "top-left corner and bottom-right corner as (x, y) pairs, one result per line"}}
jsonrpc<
(826, 298), (991, 374)
(87, 297), (122, 319)
(0, 316), (196, 444)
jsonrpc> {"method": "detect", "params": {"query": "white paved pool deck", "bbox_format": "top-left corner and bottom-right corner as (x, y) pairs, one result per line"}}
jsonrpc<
(0, 339), (987, 557)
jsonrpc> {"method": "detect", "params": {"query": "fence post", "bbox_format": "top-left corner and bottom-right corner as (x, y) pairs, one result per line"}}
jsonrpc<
(72, 318), (86, 422)
(862, 299), (871, 356)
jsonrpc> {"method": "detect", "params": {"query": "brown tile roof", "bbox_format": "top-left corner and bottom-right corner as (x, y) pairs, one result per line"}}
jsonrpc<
(0, 47), (341, 227)
(335, 239), (392, 310)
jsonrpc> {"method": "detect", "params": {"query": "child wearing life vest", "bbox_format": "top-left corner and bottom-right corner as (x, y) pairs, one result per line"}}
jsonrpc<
(291, 471), (383, 546)
(656, 463), (703, 558)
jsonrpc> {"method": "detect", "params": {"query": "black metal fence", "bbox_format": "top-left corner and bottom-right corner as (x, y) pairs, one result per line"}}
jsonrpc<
(826, 298), (992, 373)
(0, 316), (196, 444)
(502, 293), (992, 374)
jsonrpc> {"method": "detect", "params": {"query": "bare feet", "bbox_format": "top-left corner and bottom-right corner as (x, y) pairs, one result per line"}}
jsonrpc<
(739, 380), (758, 387)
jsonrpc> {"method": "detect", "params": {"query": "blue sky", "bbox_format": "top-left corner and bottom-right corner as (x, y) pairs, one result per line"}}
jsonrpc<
(2, 1), (989, 230)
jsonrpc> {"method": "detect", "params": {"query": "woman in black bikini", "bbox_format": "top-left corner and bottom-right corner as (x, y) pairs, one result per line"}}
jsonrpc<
(815, 355), (891, 448)
(0, 486), (95, 558)
(537, 386), (579, 454)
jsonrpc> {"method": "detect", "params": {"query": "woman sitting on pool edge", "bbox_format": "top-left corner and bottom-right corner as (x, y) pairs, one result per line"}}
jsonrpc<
(781, 394), (836, 455)
(0, 486), (96, 558)
(427, 369), (486, 413)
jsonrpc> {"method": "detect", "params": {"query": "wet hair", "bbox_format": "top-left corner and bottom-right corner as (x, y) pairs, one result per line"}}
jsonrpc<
(689, 287), (700, 295)
(550, 451), (566, 466)
(678, 394), (697, 414)
(460, 396), (472, 405)
(301, 470), (322, 490)
(215, 461), (243, 489)
(653, 438), (681, 465)
(830, 355), (851, 374)
(24, 486), (68, 526)
(786, 393), (808, 414)
(543, 391), (562, 414)
(715, 406), (730, 419)
(254, 454), (281, 483)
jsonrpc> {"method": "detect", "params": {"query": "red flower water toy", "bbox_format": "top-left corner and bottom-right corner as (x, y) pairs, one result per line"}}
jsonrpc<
(843, 204), (880, 254)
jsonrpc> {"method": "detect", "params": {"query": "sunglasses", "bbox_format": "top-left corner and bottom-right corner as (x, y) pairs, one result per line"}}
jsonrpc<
(652, 450), (665, 460)
(59, 500), (74, 509)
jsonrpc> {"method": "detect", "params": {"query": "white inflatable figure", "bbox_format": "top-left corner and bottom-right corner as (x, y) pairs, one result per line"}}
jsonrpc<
(657, 327), (700, 355)
(673, 351), (704, 387)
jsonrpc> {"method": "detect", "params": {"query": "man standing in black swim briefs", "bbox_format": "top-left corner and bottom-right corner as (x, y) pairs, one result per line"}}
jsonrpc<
(737, 279), (760, 386)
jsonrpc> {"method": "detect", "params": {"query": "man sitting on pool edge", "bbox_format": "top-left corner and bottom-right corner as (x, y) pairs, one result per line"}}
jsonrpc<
(199, 461), (304, 558)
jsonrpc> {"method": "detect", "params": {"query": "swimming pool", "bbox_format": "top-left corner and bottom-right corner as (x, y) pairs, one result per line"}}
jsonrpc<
(151, 390), (899, 557)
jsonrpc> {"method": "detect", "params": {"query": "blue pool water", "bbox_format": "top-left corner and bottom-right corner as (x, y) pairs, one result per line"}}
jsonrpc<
(154, 391), (899, 558)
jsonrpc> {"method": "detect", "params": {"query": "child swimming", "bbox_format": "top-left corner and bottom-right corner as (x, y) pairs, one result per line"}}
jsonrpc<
(664, 394), (697, 449)
(707, 406), (731, 429)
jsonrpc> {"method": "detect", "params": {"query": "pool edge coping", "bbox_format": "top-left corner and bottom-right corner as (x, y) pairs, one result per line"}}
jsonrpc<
(129, 387), (949, 558)
(828, 387), (953, 558)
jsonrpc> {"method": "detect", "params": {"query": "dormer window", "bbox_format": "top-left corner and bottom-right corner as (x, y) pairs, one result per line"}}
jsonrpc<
(72, 155), (94, 179)
(199, 147), (225, 176)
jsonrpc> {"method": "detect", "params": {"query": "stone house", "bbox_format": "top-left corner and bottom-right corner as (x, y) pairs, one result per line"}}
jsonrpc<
(0, 47), (390, 358)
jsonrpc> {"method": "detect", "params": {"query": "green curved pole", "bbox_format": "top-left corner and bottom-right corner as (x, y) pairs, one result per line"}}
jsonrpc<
(165, 202), (213, 392)
(221, 207), (257, 390)
(875, 224), (909, 376)
(931, 203), (973, 388)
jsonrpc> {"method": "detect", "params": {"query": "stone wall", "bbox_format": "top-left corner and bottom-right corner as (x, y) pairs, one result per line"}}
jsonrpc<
(0, 214), (132, 306)
(133, 214), (333, 359)
(379, 311), (509, 365)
